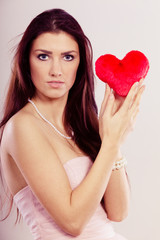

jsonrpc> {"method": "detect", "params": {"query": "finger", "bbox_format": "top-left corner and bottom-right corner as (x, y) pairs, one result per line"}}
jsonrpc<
(130, 108), (139, 131)
(130, 85), (145, 113)
(139, 78), (144, 85)
(133, 78), (144, 107)
(132, 107), (139, 123)
(122, 82), (139, 112)
(129, 78), (145, 107)
(99, 84), (110, 116)
(105, 91), (115, 117)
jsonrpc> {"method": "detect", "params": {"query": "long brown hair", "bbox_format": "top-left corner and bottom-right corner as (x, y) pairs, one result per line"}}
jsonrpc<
(0, 8), (101, 220)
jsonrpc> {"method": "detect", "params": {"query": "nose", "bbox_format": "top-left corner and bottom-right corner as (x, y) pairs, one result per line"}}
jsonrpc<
(49, 58), (62, 77)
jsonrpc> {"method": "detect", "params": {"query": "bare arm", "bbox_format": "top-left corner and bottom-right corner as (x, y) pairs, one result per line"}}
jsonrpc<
(103, 167), (130, 222)
(102, 80), (145, 221)
(4, 117), (119, 236)
(3, 81), (144, 236)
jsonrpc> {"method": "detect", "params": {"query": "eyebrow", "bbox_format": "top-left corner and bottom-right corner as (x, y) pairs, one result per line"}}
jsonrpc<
(34, 49), (78, 55)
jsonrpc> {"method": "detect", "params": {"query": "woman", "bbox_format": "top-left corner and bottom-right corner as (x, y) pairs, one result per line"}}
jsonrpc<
(0, 8), (145, 240)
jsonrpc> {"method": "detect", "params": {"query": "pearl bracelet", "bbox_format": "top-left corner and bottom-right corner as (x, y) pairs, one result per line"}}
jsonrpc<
(112, 157), (127, 171)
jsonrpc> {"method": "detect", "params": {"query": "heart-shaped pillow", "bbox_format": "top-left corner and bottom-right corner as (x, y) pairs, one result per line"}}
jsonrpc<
(95, 50), (149, 96)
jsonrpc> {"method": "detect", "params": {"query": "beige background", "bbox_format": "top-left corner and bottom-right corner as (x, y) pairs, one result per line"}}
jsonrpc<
(0, 0), (160, 239)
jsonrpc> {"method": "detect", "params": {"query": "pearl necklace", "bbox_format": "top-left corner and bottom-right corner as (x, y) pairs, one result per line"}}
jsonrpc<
(28, 99), (72, 140)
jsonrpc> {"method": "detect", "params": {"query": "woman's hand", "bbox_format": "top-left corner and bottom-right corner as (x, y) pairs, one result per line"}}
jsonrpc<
(99, 79), (145, 147)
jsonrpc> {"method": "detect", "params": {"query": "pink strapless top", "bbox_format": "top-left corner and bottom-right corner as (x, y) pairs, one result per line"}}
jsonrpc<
(14, 156), (127, 240)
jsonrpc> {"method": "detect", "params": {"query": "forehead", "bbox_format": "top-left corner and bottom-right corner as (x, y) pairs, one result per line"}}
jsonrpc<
(31, 31), (79, 52)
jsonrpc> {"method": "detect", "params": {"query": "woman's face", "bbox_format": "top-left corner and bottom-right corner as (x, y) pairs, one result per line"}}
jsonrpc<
(29, 31), (80, 100)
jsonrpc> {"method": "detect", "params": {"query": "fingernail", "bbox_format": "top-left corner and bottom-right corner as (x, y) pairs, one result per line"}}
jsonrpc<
(142, 85), (146, 91)
(135, 82), (139, 88)
(109, 93), (114, 99)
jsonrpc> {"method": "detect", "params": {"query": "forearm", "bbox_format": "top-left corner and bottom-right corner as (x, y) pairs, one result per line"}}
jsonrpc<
(103, 165), (130, 222)
(69, 142), (119, 231)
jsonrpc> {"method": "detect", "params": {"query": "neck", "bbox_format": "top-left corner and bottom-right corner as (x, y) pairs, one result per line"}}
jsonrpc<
(31, 95), (68, 129)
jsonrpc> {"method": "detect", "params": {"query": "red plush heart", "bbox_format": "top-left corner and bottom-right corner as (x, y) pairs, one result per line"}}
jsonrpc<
(95, 50), (149, 96)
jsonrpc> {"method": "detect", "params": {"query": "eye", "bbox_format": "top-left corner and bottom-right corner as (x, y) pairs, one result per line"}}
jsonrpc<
(37, 54), (49, 61)
(63, 55), (74, 61)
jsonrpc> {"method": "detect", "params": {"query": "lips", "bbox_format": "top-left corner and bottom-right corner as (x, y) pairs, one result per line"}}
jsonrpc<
(47, 81), (64, 88)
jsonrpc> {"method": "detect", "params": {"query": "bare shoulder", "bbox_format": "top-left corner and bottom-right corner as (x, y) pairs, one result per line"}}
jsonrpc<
(1, 104), (74, 217)
(4, 104), (37, 133)
(2, 104), (43, 153)
(1, 105), (44, 194)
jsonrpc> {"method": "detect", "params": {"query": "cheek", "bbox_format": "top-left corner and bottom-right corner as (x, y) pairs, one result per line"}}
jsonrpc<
(66, 63), (79, 83)
(30, 60), (38, 81)
(71, 67), (78, 80)
(30, 61), (45, 83)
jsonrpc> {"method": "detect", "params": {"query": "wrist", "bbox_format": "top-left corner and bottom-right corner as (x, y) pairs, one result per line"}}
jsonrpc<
(101, 137), (121, 153)
(100, 138), (126, 170)
(112, 156), (127, 171)
(100, 139), (121, 162)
